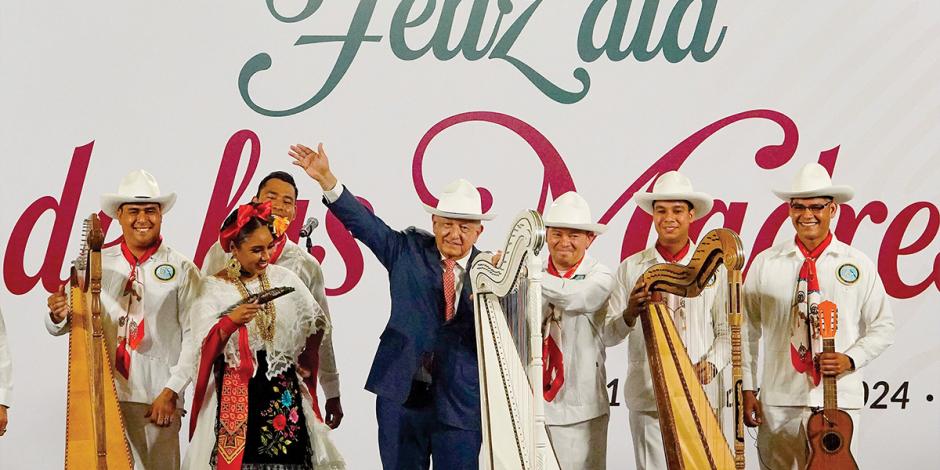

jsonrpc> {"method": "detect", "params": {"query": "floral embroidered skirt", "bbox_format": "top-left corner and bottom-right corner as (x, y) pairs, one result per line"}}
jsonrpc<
(212, 350), (314, 470)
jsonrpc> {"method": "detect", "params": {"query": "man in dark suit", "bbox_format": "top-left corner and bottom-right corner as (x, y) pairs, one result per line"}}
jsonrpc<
(289, 143), (494, 469)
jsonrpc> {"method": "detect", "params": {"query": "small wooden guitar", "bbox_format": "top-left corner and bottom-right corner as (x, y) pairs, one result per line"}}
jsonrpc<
(805, 300), (859, 470)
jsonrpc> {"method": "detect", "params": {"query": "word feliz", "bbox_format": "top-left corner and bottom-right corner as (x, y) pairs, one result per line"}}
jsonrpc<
(3, 109), (937, 300)
(239, 0), (726, 116)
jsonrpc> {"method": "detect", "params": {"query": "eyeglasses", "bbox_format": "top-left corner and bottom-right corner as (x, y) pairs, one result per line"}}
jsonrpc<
(789, 201), (832, 214)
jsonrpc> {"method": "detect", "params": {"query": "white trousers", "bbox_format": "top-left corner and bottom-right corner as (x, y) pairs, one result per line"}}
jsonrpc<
(120, 401), (182, 470)
(546, 413), (609, 470)
(756, 405), (861, 470)
(628, 410), (667, 470)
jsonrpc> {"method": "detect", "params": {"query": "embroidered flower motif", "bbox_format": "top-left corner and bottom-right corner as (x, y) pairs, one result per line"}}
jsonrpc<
(257, 373), (304, 458)
(272, 414), (287, 431)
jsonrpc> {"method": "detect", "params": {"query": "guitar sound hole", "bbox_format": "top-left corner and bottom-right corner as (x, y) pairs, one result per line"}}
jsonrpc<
(822, 432), (843, 453)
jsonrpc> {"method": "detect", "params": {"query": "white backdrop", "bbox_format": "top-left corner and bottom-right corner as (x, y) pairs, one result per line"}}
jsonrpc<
(1, 1), (938, 468)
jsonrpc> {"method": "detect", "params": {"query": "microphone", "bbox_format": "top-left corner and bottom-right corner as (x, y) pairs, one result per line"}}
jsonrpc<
(299, 217), (319, 238)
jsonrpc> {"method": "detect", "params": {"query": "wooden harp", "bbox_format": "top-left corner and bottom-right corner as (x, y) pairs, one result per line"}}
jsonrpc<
(640, 228), (746, 470)
(65, 214), (133, 469)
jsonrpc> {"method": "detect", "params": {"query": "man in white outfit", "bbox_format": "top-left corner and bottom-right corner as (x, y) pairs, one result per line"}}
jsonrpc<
(45, 170), (201, 470)
(539, 192), (616, 470)
(605, 171), (731, 470)
(201, 171), (344, 428)
(742, 163), (895, 469)
(0, 306), (11, 438)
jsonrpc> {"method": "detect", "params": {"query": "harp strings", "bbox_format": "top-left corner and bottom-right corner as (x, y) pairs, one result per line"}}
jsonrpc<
(647, 230), (744, 469)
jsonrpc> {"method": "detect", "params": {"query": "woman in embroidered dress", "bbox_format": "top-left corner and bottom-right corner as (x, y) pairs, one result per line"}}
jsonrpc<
(183, 202), (344, 470)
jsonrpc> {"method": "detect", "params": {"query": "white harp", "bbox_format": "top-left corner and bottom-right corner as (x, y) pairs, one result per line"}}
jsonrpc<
(471, 210), (560, 470)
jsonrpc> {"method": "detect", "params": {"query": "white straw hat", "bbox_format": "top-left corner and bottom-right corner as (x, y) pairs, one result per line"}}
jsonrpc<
(543, 191), (606, 234)
(422, 178), (495, 221)
(772, 163), (854, 203)
(634, 171), (713, 215)
(100, 169), (177, 218)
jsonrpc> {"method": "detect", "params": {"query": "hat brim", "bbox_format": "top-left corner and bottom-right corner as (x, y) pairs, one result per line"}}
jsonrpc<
(544, 221), (607, 234)
(101, 193), (177, 219)
(423, 205), (496, 221)
(772, 185), (854, 204)
(634, 191), (714, 216)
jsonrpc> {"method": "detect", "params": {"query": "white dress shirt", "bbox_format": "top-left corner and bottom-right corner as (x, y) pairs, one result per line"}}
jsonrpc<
(541, 254), (616, 425)
(604, 243), (731, 411)
(0, 307), (12, 407)
(45, 243), (201, 407)
(742, 236), (895, 408)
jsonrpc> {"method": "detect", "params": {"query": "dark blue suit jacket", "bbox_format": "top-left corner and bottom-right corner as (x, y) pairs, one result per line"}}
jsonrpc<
(326, 187), (481, 431)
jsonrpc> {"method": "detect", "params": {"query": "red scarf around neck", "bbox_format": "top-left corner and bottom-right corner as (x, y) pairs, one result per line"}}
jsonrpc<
(656, 240), (690, 263)
(542, 256), (584, 402)
(790, 232), (833, 386)
(115, 237), (163, 379)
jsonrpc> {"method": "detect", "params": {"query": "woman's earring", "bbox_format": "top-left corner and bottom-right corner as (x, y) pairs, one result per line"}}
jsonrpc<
(226, 256), (242, 280)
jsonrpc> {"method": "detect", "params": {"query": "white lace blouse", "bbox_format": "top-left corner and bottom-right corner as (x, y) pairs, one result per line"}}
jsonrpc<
(192, 264), (329, 380)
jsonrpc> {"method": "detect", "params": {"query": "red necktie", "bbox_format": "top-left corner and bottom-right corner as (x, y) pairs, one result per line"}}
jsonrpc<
(443, 259), (457, 321)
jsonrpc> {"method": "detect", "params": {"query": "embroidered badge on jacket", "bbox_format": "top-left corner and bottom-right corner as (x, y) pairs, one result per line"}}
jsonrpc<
(154, 264), (176, 281)
(837, 263), (859, 285)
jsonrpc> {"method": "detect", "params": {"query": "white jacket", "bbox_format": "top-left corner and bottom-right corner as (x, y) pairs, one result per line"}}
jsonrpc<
(45, 243), (201, 408)
(742, 236), (895, 409)
(541, 254), (616, 425)
(203, 240), (341, 399)
(0, 307), (11, 407)
(604, 243), (730, 412)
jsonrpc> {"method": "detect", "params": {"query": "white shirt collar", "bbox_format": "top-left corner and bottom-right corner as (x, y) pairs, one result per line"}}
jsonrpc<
(442, 251), (472, 271)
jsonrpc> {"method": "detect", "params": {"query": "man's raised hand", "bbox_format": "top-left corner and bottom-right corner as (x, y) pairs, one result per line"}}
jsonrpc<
(289, 143), (337, 191)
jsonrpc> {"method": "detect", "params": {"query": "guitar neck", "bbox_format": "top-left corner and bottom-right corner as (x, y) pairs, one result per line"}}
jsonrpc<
(823, 338), (838, 410)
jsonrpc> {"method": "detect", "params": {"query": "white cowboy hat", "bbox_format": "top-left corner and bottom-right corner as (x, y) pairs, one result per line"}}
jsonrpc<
(634, 171), (714, 215)
(100, 169), (177, 218)
(772, 163), (854, 203)
(543, 191), (607, 234)
(423, 178), (496, 221)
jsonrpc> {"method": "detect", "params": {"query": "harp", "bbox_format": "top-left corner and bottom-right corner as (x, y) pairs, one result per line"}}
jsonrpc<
(640, 228), (745, 470)
(471, 210), (560, 470)
(65, 214), (133, 469)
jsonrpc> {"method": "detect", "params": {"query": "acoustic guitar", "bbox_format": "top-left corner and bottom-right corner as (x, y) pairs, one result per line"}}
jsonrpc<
(805, 300), (858, 470)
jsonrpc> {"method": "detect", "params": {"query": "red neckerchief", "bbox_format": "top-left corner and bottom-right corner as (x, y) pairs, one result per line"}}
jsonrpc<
(656, 240), (690, 263)
(268, 235), (288, 265)
(120, 237), (163, 281)
(542, 256), (584, 402)
(796, 232), (833, 264)
(547, 256), (584, 279)
(791, 232), (833, 386)
(114, 237), (162, 379)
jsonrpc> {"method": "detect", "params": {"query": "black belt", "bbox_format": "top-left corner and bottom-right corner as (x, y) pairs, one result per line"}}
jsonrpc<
(404, 380), (433, 408)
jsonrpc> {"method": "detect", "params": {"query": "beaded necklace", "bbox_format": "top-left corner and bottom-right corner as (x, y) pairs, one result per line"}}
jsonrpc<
(228, 270), (277, 343)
